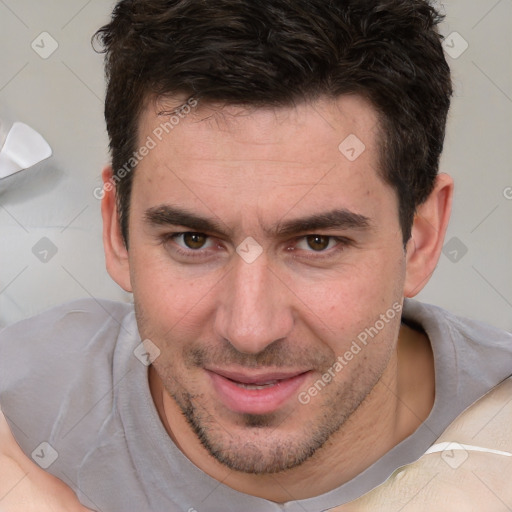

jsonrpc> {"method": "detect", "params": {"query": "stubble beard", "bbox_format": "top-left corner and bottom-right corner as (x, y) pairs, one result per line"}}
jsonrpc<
(136, 301), (396, 475)
(160, 357), (388, 475)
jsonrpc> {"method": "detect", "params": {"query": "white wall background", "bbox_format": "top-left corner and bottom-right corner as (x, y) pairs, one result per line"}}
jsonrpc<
(0, 0), (511, 330)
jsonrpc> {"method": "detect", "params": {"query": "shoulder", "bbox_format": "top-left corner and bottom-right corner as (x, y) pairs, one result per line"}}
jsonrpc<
(0, 298), (134, 373)
(0, 298), (136, 459)
(0, 298), (134, 391)
(0, 297), (133, 343)
(403, 298), (512, 347)
(403, 299), (512, 395)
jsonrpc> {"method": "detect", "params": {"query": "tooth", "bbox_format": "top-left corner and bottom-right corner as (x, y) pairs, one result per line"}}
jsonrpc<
(235, 380), (278, 390)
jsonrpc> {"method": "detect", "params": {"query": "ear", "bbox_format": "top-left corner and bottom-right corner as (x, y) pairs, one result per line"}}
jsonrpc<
(403, 173), (453, 297)
(101, 166), (133, 292)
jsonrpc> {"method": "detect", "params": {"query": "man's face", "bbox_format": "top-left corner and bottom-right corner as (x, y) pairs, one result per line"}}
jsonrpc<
(126, 95), (407, 474)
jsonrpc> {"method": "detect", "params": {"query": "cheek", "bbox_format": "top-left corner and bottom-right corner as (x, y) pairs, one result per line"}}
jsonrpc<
(288, 251), (405, 336)
(129, 247), (220, 339)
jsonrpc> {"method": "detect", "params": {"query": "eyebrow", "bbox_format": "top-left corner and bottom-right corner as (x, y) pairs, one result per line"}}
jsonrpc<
(144, 205), (372, 237)
(275, 209), (371, 237)
(145, 206), (225, 234)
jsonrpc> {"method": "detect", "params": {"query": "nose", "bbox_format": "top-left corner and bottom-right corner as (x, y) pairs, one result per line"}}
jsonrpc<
(214, 252), (294, 355)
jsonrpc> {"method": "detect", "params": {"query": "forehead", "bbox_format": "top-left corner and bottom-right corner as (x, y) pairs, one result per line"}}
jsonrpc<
(141, 93), (380, 149)
(131, 94), (395, 229)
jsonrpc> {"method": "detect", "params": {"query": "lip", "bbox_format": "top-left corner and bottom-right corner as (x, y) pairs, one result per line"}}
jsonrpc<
(206, 368), (311, 415)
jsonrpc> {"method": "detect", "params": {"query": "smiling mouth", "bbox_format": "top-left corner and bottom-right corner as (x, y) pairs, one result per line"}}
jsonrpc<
(206, 368), (311, 414)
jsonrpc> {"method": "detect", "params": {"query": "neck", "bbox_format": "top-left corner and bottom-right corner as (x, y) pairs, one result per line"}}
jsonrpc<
(149, 324), (434, 502)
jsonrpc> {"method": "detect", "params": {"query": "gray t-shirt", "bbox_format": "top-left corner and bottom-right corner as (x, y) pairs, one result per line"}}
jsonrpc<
(1, 298), (511, 512)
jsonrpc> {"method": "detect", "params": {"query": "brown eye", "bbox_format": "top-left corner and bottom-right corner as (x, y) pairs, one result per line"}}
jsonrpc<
(183, 232), (208, 249)
(306, 235), (331, 251)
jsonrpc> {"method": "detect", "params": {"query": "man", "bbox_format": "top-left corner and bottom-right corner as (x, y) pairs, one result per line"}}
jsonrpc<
(1, 0), (511, 511)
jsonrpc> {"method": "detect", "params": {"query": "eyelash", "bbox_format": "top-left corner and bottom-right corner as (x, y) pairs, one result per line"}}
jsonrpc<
(161, 232), (352, 261)
(160, 233), (216, 260)
(291, 236), (351, 260)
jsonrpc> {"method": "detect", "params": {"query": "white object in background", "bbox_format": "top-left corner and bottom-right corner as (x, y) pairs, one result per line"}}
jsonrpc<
(0, 122), (52, 179)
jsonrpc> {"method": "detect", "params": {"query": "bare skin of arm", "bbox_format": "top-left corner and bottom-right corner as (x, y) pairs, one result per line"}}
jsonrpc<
(330, 377), (512, 512)
(0, 409), (92, 512)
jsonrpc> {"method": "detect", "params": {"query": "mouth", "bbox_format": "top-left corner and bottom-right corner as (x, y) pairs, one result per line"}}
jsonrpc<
(205, 368), (311, 415)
